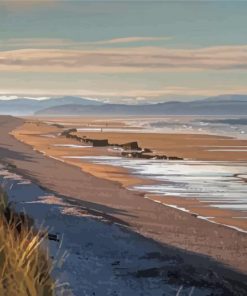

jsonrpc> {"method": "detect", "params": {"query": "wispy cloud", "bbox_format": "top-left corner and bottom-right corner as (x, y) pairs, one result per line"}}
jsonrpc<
(86, 36), (172, 45)
(1, 45), (247, 73)
(0, 37), (171, 50)
(0, 38), (73, 49)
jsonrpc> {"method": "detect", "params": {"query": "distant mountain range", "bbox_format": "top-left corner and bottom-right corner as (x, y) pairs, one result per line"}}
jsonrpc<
(0, 96), (101, 115)
(1, 94), (247, 116)
(35, 94), (247, 116)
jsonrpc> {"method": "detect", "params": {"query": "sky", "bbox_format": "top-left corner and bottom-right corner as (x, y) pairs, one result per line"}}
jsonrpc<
(0, 0), (247, 103)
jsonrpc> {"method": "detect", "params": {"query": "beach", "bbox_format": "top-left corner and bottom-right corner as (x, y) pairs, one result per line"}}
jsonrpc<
(2, 164), (207, 296)
(13, 117), (247, 231)
(0, 115), (247, 289)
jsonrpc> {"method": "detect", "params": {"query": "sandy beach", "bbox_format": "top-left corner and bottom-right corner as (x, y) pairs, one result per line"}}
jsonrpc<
(74, 130), (247, 161)
(1, 164), (244, 295)
(1, 115), (247, 287)
(13, 118), (247, 231)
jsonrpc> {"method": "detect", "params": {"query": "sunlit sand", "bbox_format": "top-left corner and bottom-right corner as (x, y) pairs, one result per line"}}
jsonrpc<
(13, 117), (247, 232)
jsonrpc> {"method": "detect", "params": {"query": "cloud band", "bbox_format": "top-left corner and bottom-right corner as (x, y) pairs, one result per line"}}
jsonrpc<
(0, 45), (247, 73)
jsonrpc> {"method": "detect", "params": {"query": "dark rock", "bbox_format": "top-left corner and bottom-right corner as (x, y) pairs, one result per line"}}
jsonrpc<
(61, 128), (77, 136)
(168, 156), (183, 160)
(143, 148), (152, 153)
(121, 141), (140, 151)
(48, 233), (60, 242)
(91, 139), (109, 147)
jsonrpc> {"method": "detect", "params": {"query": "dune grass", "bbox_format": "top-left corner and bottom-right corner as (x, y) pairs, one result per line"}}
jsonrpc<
(0, 188), (55, 296)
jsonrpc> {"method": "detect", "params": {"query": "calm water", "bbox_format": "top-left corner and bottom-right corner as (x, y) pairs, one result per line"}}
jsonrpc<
(64, 156), (247, 212)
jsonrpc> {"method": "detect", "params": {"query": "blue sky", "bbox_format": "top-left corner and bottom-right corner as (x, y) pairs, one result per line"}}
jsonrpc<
(0, 1), (247, 102)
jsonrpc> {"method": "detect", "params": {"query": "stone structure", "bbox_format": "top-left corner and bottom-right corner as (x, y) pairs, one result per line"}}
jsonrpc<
(60, 128), (183, 160)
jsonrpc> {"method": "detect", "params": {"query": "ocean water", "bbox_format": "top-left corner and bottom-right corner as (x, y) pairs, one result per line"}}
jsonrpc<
(77, 127), (145, 133)
(53, 144), (93, 148)
(134, 116), (247, 139)
(48, 116), (247, 139)
(53, 116), (247, 215)
(64, 156), (247, 213)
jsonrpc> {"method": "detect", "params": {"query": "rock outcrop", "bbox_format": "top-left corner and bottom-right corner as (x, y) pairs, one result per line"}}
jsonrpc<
(61, 129), (183, 160)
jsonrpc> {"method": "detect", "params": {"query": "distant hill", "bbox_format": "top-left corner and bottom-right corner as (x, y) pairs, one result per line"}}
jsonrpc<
(1, 94), (247, 116)
(0, 96), (102, 115)
(36, 95), (247, 116)
(203, 94), (247, 102)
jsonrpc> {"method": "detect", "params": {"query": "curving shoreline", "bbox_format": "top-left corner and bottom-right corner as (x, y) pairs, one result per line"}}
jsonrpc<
(1, 115), (247, 285)
(14, 118), (247, 232)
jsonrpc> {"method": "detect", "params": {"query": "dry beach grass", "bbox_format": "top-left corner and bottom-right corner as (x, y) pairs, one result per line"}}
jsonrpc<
(0, 188), (55, 296)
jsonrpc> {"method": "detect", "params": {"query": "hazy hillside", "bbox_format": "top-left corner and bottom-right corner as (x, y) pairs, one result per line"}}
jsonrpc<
(203, 94), (247, 102)
(1, 94), (247, 116)
(0, 96), (102, 115)
(35, 95), (247, 116)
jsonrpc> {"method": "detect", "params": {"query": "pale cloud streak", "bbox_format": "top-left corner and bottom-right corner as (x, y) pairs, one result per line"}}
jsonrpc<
(85, 36), (172, 45)
(1, 45), (247, 73)
(0, 37), (171, 50)
(0, 38), (74, 49)
(1, 86), (247, 100)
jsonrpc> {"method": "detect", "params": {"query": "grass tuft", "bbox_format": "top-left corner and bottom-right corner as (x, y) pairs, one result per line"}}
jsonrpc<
(0, 188), (55, 296)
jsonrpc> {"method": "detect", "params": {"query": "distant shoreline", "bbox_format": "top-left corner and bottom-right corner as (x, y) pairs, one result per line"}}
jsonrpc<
(13, 117), (247, 231)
